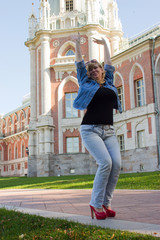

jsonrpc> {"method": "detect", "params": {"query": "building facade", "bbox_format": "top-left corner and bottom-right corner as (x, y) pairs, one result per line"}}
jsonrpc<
(0, 0), (160, 176)
(0, 95), (30, 176)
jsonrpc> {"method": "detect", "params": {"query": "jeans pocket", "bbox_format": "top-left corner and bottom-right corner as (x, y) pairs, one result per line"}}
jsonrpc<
(80, 125), (94, 134)
(92, 125), (102, 135)
(105, 128), (115, 136)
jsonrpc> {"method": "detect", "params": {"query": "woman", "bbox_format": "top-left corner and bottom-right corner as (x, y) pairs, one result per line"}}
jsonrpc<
(71, 33), (122, 220)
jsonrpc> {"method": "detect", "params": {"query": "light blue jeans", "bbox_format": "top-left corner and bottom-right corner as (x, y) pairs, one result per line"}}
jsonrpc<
(80, 124), (121, 208)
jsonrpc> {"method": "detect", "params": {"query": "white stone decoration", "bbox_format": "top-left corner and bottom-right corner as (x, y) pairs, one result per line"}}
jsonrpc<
(53, 40), (60, 47)
(80, 37), (86, 44)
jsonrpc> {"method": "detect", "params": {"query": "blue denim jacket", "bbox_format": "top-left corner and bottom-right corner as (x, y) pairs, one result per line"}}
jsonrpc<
(73, 60), (122, 113)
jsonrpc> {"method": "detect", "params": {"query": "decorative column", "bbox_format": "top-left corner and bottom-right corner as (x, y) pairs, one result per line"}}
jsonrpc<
(39, 128), (44, 154)
(44, 127), (51, 154)
(88, 32), (99, 60)
(74, 0), (78, 10)
(27, 44), (37, 177)
(41, 35), (51, 116)
(28, 130), (37, 177)
(111, 36), (120, 55)
(29, 45), (37, 123)
(60, 0), (65, 13)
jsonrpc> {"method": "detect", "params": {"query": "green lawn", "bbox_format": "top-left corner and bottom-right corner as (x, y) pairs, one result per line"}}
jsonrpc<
(0, 208), (159, 240)
(0, 171), (160, 190)
(0, 171), (160, 239)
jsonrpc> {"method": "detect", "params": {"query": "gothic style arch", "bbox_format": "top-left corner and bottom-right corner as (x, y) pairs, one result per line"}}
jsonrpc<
(1, 119), (6, 136)
(19, 110), (26, 131)
(6, 116), (12, 136)
(129, 63), (146, 109)
(13, 113), (18, 134)
(58, 76), (78, 153)
(114, 71), (125, 111)
(14, 142), (18, 159)
(0, 144), (4, 161)
(58, 41), (75, 57)
(21, 140), (25, 158)
(8, 144), (12, 161)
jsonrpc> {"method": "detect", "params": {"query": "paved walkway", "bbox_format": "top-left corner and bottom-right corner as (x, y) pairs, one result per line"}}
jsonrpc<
(0, 189), (160, 237)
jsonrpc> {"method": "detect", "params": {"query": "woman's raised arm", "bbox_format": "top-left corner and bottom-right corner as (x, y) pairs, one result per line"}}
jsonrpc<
(93, 37), (112, 65)
(71, 32), (83, 63)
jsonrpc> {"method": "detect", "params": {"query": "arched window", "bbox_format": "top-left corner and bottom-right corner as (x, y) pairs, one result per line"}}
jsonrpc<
(133, 66), (145, 107)
(28, 109), (31, 125)
(8, 145), (12, 160)
(20, 112), (25, 131)
(0, 145), (2, 161)
(130, 64), (146, 109)
(135, 79), (145, 107)
(14, 115), (18, 134)
(117, 86), (124, 111)
(15, 143), (18, 159)
(2, 120), (5, 136)
(66, 49), (75, 56)
(7, 118), (12, 136)
(114, 73), (125, 111)
(22, 143), (25, 158)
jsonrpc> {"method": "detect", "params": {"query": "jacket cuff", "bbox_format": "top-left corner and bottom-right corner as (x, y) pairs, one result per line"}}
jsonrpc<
(104, 64), (115, 72)
(75, 60), (85, 69)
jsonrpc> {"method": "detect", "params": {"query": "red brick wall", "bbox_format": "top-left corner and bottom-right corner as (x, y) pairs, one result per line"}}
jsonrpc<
(127, 122), (132, 138)
(50, 35), (89, 64)
(114, 48), (154, 110)
(148, 117), (152, 134)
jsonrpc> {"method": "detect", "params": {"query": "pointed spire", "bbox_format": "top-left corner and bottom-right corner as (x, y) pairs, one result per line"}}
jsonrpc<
(39, 0), (50, 30)
(28, 2), (37, 39)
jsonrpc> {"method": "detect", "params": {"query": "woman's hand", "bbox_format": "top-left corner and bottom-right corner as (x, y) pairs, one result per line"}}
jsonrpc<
(93, 37), (111, 65)
(93, 37), (106, 45)
(71, 32), (81, 43)
(71, 32), (82, 62)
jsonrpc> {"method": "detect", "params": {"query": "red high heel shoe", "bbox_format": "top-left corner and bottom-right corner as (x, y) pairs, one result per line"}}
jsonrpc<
(102, 205), (116, 217)
(90, 205), (107, 220)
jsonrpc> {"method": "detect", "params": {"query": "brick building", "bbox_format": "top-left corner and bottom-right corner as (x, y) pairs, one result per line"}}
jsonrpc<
(0, 95), (30, 176)
(0, 0), (160, 176)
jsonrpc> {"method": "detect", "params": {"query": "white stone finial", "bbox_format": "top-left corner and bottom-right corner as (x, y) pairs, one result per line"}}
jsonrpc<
(28, 2), (37, 39)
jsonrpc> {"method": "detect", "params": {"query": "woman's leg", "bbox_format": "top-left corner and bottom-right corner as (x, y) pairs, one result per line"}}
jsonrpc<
(103, 135), (121, 207)
(80, 125), (112, 208)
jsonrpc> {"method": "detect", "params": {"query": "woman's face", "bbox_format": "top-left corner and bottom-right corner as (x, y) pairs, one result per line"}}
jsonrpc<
(88, 63), (104, 81)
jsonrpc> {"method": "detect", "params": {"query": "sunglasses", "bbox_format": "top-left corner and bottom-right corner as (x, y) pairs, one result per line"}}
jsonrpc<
(85, 59), (98, 66)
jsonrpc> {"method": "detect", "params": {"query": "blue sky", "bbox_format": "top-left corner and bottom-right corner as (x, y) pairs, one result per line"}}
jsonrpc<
(0, 0), (160, 115)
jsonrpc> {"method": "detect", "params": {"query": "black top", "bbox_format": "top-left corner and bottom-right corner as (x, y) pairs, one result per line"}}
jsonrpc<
(81, 86), (117, 125)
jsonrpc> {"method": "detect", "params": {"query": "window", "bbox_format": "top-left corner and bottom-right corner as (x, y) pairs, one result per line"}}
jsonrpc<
(15, 146), (18, 159)
(66, 0), (73, 11)
(65, 93), (78, 118)
(66, 49), (75, 56)
(0, 150), (2, 161)
(66, 137), (79, 153)
(22, 145), (25, 158)
(136, 79), (145, 107)
(137, 130), (145, 148)
(9, 147), (12, 160)
(117, 86), (124, 111)
(117, 134), (125, 151)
